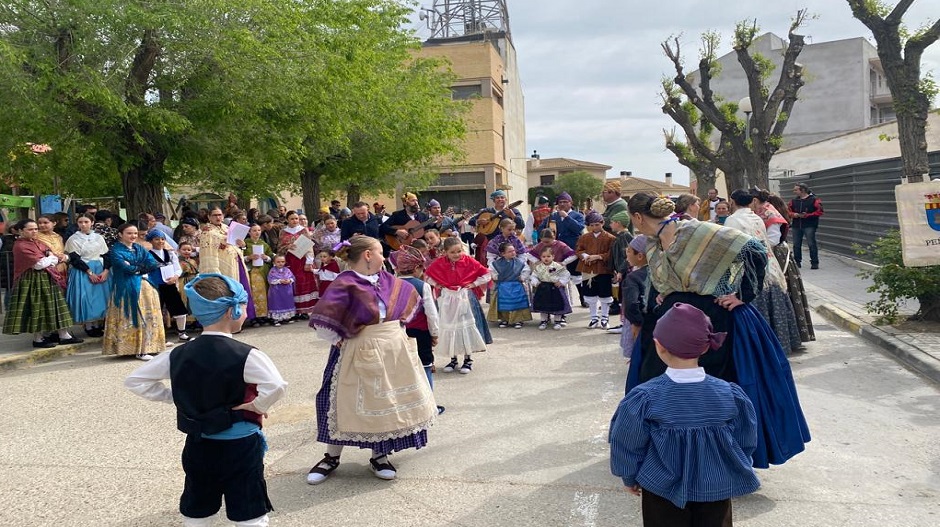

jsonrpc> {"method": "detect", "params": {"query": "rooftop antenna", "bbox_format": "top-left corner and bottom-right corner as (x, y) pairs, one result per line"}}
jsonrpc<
(420, 0), (511, 41)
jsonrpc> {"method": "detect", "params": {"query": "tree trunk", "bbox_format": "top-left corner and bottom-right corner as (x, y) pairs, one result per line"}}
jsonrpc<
(695, 169), (717, 201)
(347, 184), (361, 208)
(121, 164), (165, 219)
(915, 293), (940, 322)
(896, 100), (931, 183)
(301, 168), (322, 218)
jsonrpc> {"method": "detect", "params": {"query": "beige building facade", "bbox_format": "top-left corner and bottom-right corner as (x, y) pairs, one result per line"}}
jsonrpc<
(413, 32), (528, 214)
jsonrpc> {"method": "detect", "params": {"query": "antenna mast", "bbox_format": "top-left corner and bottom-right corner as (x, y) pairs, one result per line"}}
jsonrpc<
(419, 0), (511, 41)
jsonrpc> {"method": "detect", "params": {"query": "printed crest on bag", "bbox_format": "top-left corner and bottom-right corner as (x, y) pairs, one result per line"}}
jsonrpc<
(925, 193), (940, 232)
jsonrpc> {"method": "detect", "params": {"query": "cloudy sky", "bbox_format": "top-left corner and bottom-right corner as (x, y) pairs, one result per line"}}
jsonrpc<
(408, 0), (940, 186)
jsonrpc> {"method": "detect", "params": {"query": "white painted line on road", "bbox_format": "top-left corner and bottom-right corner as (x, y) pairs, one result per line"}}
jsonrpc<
(569, 491), (599, 527)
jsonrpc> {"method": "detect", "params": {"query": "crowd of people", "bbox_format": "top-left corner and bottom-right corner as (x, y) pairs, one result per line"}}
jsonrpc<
(1, 183), (821, 526)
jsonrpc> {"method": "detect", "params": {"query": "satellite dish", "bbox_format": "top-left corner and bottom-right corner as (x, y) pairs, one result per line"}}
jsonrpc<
(419, 11), (427, 21)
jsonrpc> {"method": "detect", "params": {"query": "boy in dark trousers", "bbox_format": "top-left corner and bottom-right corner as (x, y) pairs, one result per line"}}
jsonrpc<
(125, 273), (288, 527)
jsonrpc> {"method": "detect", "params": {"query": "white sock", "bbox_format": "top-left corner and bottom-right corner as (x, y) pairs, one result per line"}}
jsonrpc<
(57, 328), (73, 339)
(34, 332), (45, 342)
(174, 315), (187, 332)
(585, 296), (599, 318)
(541, 313), (550, 322)
(371, 449), (387, 461)
(182, 515), (215, 527)
(234, 514), (270, 527)
(326, 444), (343, 457)
(600, 297), (613, 319)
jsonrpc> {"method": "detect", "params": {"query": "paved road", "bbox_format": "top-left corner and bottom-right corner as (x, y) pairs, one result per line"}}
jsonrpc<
(1, 309), (938, 526)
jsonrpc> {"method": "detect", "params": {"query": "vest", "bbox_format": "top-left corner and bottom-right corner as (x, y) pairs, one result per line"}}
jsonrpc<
(401, 276), (429, 331)
(169, 335), (262, 436)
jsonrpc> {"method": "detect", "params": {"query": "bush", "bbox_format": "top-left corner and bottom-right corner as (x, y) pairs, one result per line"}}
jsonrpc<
(855, 230), (940, 324)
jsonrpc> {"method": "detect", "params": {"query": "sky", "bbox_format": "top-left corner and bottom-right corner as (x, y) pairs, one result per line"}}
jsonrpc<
(407, 0), (940, 186)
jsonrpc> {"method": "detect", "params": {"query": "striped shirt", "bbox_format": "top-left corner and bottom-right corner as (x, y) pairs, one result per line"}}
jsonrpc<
(609, 368), (760, 508)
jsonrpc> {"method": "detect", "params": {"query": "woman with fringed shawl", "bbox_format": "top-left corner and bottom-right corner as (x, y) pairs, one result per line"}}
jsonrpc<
(2, 220), (81, 348)
(198, 206), (257, 321)
(751, 189), (816, 345)
(102, 223), (166, 360)
(725, 189), (803, 355)
(306, 236), (436, 485)
(624, 192), (810, 469)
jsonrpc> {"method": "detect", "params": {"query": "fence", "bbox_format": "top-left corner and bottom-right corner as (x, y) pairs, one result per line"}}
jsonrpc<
(779, 151), (940, 262)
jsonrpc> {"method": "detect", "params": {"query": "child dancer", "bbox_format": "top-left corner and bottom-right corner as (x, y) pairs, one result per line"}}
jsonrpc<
(145, 230), (190, 341)
(487, 242), (532, 329)
(422, 228), (443, 261)
(530, 245), (573, 330)
(315, 248), (340, 299)
(267, 255), (296, 326)
(244, 224), (273, 327)
(177, 242), (200, 330)
(485, 218), (526, 265)
(425, 237), (492, 374)
(609, 303), (759, 526)
(621, 235), (649, 358)
(527, 229), (577, 326)
(124, 273), (288, 527)
(393, 245), (445, 414)
(575, 212), (616, 329)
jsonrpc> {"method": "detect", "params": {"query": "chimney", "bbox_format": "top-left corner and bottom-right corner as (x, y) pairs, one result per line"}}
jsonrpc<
(665, 172), (673, 187)
(620, 171), (632, 177)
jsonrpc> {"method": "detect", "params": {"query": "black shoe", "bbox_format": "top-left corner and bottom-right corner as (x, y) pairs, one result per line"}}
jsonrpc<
(306, 453), (340, 485)
(85, 327), (103, 338)
(33, 340), (57, 348)
(810, 263), (819, 269)
(46, 333), (60, 342)
(443, 358), (459, 373)
(59, 337), (84, 345)
(369, 456), (397, 480)
(437, 405), (446, 415)
(795, 261), (801, 268)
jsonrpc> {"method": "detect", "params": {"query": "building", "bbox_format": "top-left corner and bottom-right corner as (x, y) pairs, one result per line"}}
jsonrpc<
(411, 0), (527, 214)
(526, 157), (612, 188)
(772, 110), (940, 176)
(694, 33), (891, 150)
(619, 173), (690, 200)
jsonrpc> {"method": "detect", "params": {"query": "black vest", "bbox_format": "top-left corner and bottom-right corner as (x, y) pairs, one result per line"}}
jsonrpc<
(169, 335), (260, 436)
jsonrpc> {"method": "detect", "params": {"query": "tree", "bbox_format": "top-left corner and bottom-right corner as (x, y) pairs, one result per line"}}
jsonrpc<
(856, 230), (940, 323)
(554, 171), (604, 211)
(847, 0), (940, 183)
(661, 11), (808, 191)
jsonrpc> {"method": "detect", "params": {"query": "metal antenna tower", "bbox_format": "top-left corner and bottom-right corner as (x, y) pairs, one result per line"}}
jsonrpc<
(419, 0), (511, 41)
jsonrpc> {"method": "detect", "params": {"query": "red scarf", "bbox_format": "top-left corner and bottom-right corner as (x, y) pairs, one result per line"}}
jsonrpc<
(426, 253), (489, 299)
(13, 238), (66, 288)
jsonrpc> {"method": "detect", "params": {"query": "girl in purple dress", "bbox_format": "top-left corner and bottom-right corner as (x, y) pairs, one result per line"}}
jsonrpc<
(306, 236), (436, 485)
(267, 255), (296, 326)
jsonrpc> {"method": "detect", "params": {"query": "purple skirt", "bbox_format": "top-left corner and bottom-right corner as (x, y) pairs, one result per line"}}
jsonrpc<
(315, 345), (429, 453)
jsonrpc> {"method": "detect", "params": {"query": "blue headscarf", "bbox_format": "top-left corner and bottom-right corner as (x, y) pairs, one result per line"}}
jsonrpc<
(184, 273), (249, 326)
(145, 229), (165, 241)
(490, 190), (506, 200)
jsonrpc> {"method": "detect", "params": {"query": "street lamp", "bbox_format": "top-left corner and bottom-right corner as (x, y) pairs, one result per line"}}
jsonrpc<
(738, 97), (752, 143)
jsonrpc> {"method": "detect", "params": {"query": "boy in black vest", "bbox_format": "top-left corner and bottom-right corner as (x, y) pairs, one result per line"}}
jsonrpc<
(125, 274), (287, 527)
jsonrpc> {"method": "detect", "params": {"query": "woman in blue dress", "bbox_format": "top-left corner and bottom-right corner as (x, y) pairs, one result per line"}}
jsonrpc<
(64, 214), (111, 337)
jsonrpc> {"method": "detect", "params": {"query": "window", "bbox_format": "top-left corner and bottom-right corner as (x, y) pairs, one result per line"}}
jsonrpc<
(540, 174), (556, 186)
(451, 84), (482, 100)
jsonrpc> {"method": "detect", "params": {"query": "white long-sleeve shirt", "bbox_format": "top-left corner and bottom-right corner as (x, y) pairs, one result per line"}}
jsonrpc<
(416, 281), (440, 337)
(124, 332), (288, 414)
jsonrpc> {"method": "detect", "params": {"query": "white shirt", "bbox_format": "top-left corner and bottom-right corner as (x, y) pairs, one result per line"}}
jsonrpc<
(666, 367), (706, 383)
(123, 332), (288, 414)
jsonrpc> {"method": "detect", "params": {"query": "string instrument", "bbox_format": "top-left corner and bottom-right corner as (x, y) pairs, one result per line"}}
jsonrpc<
(474, 200), (524, 236)
(384, 218), (437, 250)
(439, 209), (472, 238)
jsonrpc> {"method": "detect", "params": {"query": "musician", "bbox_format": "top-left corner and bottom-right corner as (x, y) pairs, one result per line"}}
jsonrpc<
(470, 190), (524, 240)
(380, 192), (431, 242)
(426, 199), (457, 237)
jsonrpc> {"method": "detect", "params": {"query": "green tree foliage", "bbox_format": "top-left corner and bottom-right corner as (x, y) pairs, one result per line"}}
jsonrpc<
(856, 230), (940, 323)
(554, 171), (604, 210)
(661, 11), (809, 192)
(0, 0), (467, 216)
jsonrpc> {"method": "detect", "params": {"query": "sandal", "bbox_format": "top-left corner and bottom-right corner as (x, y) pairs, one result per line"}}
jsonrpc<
(369, 455), (397, 480)
(306, 453), (340, 485)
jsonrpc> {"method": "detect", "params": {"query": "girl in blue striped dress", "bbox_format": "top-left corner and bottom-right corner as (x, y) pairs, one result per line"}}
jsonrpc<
(609, 303), (759, 526)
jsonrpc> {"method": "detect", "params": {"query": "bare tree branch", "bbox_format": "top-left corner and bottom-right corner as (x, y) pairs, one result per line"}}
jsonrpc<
(905, 18), (940, 57)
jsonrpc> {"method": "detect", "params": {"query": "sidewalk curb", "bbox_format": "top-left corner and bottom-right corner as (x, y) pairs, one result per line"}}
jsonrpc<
(814, 303), (940, 386)
(0, 339), (99, 373)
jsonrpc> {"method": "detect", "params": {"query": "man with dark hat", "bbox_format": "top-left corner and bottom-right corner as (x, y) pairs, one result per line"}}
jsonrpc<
(426, 199), (456, 236)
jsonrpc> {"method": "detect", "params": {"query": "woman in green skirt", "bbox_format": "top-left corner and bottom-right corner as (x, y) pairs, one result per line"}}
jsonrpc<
(3, 219), (83, 348)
